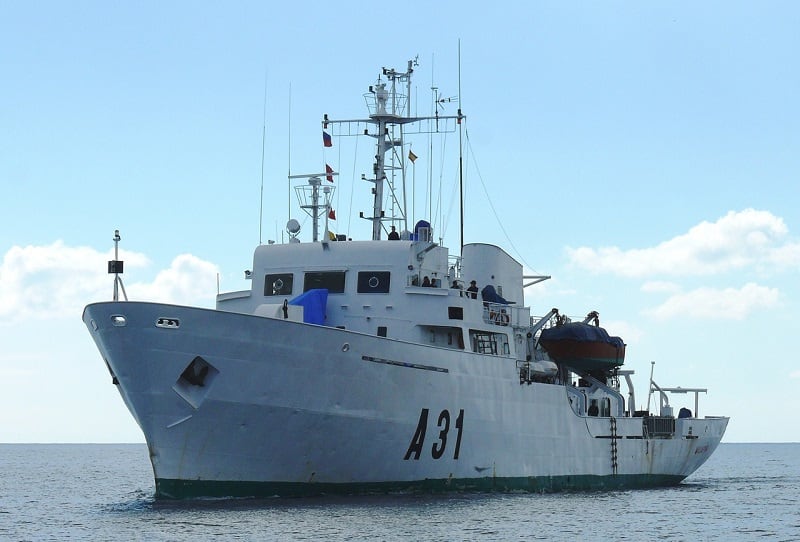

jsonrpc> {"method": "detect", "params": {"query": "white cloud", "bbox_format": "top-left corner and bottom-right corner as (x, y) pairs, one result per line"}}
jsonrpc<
(790, 371), (800, 380)
(0, 242), (218, 323)
(130, 253), (219, 306)
(769, 241), (800, 270)
(522, 275), (576, 302)
(566, 209), (796, 278)
(599, 320), (643, 345)
(645, 282), (779, 320)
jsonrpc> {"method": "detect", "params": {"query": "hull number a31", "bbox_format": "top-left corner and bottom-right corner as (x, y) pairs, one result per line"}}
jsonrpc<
(404, 408), (464, 460)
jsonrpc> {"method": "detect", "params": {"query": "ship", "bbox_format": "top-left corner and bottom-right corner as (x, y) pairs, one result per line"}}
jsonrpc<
(83, 59), (728, 499)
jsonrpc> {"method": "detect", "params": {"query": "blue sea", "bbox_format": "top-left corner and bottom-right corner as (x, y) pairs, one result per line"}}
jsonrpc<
(1, 443), (798, 541)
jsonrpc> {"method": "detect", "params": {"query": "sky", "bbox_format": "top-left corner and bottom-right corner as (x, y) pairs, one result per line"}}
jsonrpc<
(1, 1), (798, 443)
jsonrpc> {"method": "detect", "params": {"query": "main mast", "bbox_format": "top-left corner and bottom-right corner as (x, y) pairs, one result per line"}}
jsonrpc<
(323, 59), (464, 241)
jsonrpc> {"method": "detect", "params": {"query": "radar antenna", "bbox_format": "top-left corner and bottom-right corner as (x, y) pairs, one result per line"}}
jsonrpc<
(323, 58), (464, 240)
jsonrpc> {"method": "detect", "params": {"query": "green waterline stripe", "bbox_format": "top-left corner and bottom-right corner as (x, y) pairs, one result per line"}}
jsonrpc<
(155, 473), (686, 500)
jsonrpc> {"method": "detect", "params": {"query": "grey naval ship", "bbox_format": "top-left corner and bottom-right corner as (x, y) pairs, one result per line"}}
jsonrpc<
(83, 59), (728, 499)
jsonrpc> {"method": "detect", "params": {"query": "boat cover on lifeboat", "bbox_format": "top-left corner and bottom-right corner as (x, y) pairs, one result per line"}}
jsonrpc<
(539, 322), (626, 371)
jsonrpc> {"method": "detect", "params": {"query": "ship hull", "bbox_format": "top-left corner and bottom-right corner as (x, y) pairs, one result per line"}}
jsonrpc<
(84, 301), (728, 499)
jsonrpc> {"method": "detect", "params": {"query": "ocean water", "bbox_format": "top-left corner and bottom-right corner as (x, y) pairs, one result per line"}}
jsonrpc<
(1, 443), (798, 541)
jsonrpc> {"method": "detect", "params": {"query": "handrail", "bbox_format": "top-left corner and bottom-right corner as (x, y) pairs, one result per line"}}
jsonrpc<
(565, 385), (586, 416)
(651, 380), (708, 418)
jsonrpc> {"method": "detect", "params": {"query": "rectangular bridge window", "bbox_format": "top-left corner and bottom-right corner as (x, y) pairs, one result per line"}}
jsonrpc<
(265, 273), (294, 296)
(357, 271), (391, 293)
(469, 329), (510, 356)
(304, 271), (346, 293)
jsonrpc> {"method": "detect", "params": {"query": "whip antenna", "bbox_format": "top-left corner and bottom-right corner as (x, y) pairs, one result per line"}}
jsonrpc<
(259, 70), (268, 245)
(458, 40), (465, 255)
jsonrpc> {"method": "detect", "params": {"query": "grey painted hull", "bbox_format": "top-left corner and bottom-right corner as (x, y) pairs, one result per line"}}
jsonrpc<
(83, 301), (728, 499)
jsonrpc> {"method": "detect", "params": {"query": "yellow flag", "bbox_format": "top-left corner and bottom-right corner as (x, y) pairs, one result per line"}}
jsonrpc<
(408, 150), (418, 163)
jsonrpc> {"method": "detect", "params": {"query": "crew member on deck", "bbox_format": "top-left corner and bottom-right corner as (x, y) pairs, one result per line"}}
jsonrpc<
(388, 226), (400, 240)
(422, 276), (431, 287)
(466, 280), (479, 299)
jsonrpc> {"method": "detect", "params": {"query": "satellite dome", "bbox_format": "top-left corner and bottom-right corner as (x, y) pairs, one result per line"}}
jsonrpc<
(286, 219), (301, 235)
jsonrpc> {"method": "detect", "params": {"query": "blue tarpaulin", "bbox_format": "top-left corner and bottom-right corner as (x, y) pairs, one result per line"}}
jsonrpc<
(288, 289), (328, 325)
(481, 285), (511, 304)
